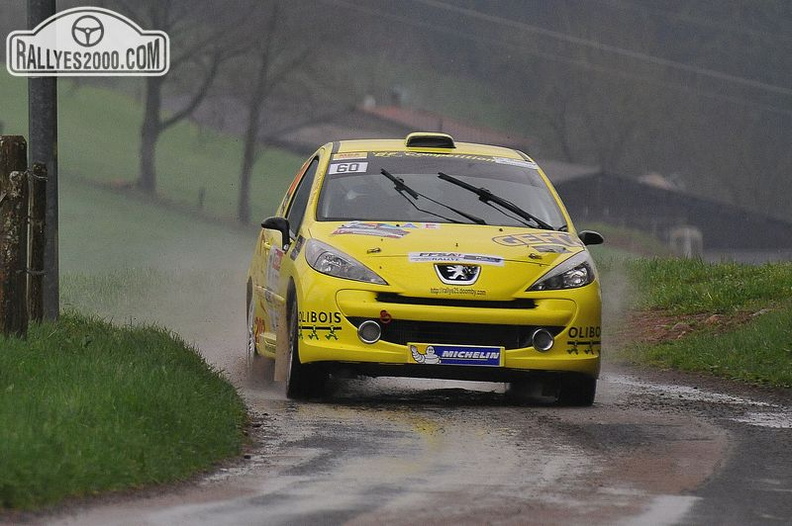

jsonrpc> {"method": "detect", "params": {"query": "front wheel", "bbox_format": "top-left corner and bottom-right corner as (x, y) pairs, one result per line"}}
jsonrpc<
(285, 298), (327, 400)
(247, 292), (273, 385)
(556, 375), (597, 407)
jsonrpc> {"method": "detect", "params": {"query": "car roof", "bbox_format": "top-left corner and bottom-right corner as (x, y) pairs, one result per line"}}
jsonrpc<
(333, 136), (528, 160)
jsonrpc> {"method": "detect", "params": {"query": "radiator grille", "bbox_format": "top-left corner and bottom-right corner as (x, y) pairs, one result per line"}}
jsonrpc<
(376, 293), (536, 310)
(348, 318), (562, 350)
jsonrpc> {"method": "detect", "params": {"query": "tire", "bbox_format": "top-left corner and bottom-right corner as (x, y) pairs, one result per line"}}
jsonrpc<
(557, 375), (597, 407)
(247, 286), (273, 385)
(246, 293), (257, 363)
(505, 378), (535, 405)
(285, 297), (326, 400)
(506, 377), (562, 406)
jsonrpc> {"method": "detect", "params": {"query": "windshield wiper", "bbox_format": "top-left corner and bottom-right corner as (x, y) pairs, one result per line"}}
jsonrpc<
(437, 172), (556, 230)
(380, 169), (486, 225)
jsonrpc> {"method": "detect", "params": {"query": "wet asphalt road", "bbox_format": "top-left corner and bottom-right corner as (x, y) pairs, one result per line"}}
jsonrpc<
(35, 361), (791, 526)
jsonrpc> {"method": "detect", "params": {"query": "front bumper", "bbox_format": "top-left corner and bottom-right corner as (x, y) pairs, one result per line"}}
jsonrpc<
(295, 281), (601, 379)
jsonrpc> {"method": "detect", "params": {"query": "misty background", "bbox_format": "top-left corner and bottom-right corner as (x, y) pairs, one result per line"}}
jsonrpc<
(2, 0), (791, 227)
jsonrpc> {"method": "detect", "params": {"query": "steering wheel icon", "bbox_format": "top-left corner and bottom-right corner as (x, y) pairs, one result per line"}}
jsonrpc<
(72, 15), (104, 47)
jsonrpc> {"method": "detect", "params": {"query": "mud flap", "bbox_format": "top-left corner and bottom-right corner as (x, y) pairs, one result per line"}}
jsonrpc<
(273, 302), (290, 382)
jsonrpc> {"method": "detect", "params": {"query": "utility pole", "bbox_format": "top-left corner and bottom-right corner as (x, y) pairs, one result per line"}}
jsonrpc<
(27, 0), (59, 320)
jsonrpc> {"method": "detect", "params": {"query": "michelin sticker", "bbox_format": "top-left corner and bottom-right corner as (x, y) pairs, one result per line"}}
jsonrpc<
(409, 343), (503, 366)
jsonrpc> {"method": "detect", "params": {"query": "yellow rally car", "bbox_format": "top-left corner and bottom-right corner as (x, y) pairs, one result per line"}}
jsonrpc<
(247, 132), (603, 405)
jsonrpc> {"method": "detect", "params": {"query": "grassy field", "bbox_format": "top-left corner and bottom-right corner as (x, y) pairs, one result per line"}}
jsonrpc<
(59, 178), (255, 273)
(0, 314), (247, 509)
(616, 258), (792, 387)
(0, 176), (255, 511)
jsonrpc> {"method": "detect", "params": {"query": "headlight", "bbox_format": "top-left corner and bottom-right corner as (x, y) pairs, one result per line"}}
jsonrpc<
(305, 239), (388, 285)
(529, 251), (596, 291)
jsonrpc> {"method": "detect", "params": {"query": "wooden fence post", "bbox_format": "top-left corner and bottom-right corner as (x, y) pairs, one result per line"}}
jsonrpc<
(0, 136), (29, 338)
(28, 162), (47, 323)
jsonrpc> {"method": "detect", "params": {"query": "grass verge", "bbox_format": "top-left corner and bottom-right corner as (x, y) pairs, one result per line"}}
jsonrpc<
(0, 314), (247, 510)
(615, 258), (792, 387)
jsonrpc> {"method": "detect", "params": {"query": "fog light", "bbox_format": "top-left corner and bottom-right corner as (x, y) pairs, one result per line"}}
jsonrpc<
(358, 320), (381, 344)
(531, 328), (554, 351)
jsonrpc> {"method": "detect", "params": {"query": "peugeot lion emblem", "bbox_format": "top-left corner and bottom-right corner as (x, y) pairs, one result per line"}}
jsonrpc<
(435, 264), (481, 285)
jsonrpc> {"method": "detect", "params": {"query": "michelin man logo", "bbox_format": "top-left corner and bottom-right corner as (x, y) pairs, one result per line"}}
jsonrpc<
(411, 345), (441, 365)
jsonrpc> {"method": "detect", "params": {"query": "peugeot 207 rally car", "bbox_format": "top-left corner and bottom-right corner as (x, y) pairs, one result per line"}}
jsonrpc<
(247, 132), (604, 405)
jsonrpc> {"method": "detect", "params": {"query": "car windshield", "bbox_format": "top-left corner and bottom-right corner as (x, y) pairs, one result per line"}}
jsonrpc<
(316, 152), (566, 229)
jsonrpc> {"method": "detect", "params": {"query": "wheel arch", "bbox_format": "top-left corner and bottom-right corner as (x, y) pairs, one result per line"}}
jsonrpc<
(246, 278), (253, 311)
(274, 278), (298, 382)
(286, 278), (298, 323)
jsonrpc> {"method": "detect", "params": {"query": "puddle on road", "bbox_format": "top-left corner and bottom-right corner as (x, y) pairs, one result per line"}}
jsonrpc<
(608, 374), (792, 429)
(732, 412), (792, 429)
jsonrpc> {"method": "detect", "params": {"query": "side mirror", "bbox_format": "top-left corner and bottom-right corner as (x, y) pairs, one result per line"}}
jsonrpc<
(262, 216), (291, 251)
(578, 230), (604, 246)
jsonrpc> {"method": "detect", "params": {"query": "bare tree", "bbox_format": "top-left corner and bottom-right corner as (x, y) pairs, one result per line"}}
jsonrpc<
(234, 2), (308, 223)
(111, 0), (248, 194)
(230, 1), (350, 224)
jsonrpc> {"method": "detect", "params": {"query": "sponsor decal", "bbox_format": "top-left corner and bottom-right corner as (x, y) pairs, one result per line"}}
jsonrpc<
(298, 311), (343, 341)
(410, 345), (442, 365)
(409, 343), (503, 367)
(533, 244), (568, 253)
(430, 286), (487, 297)
(266, 248), (284, 285)
(493, 231), (583, 249)
(332, 152), (368, 160)
(299, 311), (342, 324)
(332, 221), (411, 238)
(399, 222), (439, 229)
(409, 252), (504, 266)
(372, 151), (508, 163)
(262, 292), (280, 330)
(290, 235), (305, 261)
(7, 6), (169, 77)
(435, 264), (480, 285)
(328, 161), (368, 174)
(566, 326), (602, 355)
(568, 326), (601, 338)
(253, 317), (266, 342)
(493, 157), (539, 169)
(263, 290), (277, 307)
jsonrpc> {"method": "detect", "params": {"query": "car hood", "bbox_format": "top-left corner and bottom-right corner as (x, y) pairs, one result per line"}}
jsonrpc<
(307, 221), (586, 298)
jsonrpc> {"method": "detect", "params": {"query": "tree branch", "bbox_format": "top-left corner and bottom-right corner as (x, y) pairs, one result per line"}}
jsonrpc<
(161, 52), (222, 130)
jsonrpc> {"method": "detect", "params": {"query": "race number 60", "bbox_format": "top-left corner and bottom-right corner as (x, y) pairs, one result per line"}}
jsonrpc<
(329, 162), (368, 174)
